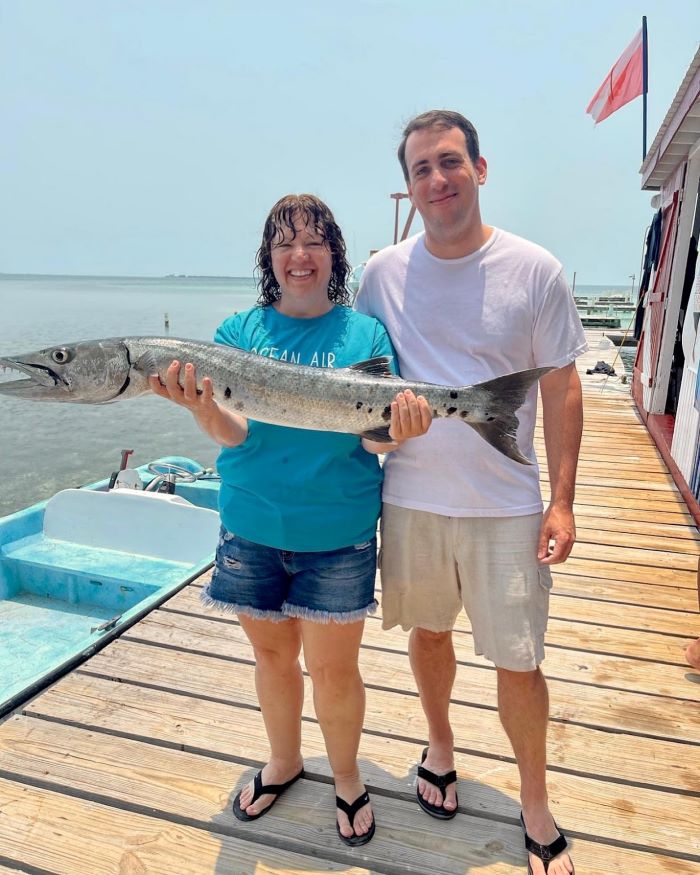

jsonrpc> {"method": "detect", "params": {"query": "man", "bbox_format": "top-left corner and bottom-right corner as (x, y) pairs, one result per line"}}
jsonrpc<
(355, 110), (585, 875)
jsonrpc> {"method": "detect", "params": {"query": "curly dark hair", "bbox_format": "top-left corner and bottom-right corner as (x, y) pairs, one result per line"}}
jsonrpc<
(255, 194), (352, 307)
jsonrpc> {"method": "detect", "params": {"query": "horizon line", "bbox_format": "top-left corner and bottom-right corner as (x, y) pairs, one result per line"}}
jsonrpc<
(0, 271), (253, 281)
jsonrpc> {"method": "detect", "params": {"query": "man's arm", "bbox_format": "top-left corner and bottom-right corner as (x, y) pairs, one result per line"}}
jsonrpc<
(538, 361), (583, 564)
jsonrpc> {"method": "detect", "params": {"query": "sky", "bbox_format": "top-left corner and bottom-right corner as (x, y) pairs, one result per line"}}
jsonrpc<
(0, 1), (698, 285)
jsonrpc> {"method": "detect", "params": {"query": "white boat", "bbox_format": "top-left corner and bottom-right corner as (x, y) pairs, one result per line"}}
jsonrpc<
(0, 456), (220, 717)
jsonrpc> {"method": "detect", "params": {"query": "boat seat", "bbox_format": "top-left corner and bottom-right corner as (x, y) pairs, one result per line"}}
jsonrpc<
(36, 488), (221, 566)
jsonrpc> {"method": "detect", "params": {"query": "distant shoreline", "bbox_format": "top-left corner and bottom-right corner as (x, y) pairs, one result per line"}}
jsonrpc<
(0, 272), (249, 281)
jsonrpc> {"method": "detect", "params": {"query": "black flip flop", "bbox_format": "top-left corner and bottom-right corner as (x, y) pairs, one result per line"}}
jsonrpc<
(520, 811), (572, 874)
(336, 790), (376, 847)
(416, 747), (458, 820)
(233, 766), (305, 822)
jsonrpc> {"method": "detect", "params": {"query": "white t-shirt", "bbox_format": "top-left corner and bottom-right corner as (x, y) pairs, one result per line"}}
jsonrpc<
(354, 228), (588, 517)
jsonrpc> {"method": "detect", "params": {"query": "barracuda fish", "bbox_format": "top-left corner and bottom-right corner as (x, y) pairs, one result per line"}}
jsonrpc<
(0, 337), (552, 464)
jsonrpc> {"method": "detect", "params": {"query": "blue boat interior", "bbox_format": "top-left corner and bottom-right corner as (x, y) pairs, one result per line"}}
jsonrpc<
(0, 457), (221, 716)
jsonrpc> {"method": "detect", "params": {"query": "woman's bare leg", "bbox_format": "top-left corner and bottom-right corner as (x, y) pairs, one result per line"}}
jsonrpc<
(301, 618), (373, 839)
(236, 615), (304, 816)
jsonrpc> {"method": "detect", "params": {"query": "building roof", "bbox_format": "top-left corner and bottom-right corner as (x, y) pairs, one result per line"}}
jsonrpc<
(640, 45), (700, 190)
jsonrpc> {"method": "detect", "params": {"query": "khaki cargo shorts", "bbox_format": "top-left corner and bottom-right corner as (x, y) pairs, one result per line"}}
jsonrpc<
(379, 504), (553, 671)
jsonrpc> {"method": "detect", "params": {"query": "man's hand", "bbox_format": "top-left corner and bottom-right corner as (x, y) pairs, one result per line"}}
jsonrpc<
(361, 389), (432, 454)
(538, 503), (576, 565)
(389, 389), (433, 443)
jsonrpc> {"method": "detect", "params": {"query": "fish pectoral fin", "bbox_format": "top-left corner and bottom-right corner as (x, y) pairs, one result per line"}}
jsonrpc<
(348, 356), (396, 378)
(360, 426), (394, 443)
(132, 350), (159, 376)
(467, 419), (532, 465)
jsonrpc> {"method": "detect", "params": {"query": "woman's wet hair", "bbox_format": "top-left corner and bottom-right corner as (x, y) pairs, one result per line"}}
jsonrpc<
(255, 194), (352, 306)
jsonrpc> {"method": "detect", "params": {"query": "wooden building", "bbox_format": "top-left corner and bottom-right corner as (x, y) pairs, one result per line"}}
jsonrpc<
(634, 45), (700, 526)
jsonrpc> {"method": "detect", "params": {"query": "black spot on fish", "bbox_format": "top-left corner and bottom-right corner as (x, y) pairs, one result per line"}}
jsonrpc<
(225, 387), (231, 399)
(447, 407), (457, 415)
(382, 405), (391, 421)
(450, 391), (458, 399)
(460, 410), (469, 418)
(235, 401), (244, 411)
(356, 401), (363, 409)
(367, 407), (373, 413)
(196, 389), (203, 396)
(487, 415), (495, 421)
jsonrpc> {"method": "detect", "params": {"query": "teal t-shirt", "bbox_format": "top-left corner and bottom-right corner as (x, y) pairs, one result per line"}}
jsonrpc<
(214, 304), (397, 552)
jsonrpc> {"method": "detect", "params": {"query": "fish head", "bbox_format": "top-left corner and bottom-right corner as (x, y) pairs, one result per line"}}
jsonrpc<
(0, 339), (143, 403)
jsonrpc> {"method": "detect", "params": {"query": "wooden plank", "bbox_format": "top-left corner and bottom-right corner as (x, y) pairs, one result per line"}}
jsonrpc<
(546, 485), (690, 511)
(123, 615), (700, 744)
(575, 454), (670, 468)
(575, 512), (700, 542)
(567, 542), (699, 573)
(573, 502), (695, 526)
(541, 464), (678, 485)
(575, 525), (700, 554)
(548, 575), (698, 611)
(1, 715), (698, 868)
(569, 475), (683, 494)
(0, 777), (377, 875)
(547, 594), (699, 636)
(544, 620), (694, 664)
(551, 557), (696, 588)
(59, 642), (700, 792)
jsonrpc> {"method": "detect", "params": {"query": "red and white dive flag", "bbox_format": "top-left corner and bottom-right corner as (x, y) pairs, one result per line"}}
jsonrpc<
(586, 28), (645, 123)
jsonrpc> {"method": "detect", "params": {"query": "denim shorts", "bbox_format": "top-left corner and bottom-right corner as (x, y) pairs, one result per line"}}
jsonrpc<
(201, 528), (378, 623)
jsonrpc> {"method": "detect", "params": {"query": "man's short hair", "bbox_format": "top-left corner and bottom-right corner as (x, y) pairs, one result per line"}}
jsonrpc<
(398, 110), (480, 182)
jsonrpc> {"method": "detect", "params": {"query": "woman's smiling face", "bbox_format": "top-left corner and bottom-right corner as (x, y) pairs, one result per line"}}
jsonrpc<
(270, 214), (333, 316)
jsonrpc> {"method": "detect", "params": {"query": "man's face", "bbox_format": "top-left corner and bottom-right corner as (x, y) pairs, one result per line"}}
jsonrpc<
(404, 125), (487, 245)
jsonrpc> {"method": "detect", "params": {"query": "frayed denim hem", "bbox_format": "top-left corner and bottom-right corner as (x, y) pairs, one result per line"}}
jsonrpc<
(282, 599), (378, 625)
(199, 587), (288, 622)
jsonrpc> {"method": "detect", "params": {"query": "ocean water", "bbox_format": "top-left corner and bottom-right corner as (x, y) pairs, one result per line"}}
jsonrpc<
(0, 275), (634, 517)
(0, 275), (259, 516)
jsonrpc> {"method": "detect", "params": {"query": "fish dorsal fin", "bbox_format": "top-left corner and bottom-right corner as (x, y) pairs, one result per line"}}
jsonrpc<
(132, 350), (159, 375)
(348, 356), (396, 378)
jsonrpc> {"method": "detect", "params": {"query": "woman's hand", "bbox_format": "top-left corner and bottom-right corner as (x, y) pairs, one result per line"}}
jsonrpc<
(149, 361), (217, 419)
(149, 361), (248, 447)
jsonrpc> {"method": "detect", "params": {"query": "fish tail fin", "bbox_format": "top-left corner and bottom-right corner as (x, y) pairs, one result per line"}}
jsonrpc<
(467, 367), (553, 465)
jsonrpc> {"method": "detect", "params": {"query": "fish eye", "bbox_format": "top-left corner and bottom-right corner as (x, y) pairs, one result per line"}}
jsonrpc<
(51, 348), (73, 364)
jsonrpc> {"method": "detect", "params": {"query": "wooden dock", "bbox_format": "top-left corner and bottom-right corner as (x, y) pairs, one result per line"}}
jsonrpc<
(1, 339), (699, 874)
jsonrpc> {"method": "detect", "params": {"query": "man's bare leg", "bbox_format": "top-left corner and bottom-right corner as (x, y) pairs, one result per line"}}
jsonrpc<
(409, 627), (458, 812)
(497, 667), (574, 875)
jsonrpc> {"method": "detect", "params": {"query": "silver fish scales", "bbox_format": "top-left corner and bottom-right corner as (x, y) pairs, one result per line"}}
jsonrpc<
(0, 336), (552, 464)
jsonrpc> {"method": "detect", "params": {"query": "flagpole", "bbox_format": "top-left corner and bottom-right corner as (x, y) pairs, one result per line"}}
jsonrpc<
(642, 15), (648, 160)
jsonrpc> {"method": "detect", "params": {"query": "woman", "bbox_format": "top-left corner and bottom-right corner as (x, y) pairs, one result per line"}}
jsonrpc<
(149, 194), (430, 845)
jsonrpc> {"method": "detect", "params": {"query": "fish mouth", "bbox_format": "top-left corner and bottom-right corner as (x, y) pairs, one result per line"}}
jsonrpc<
(0, 359), (67, 395)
